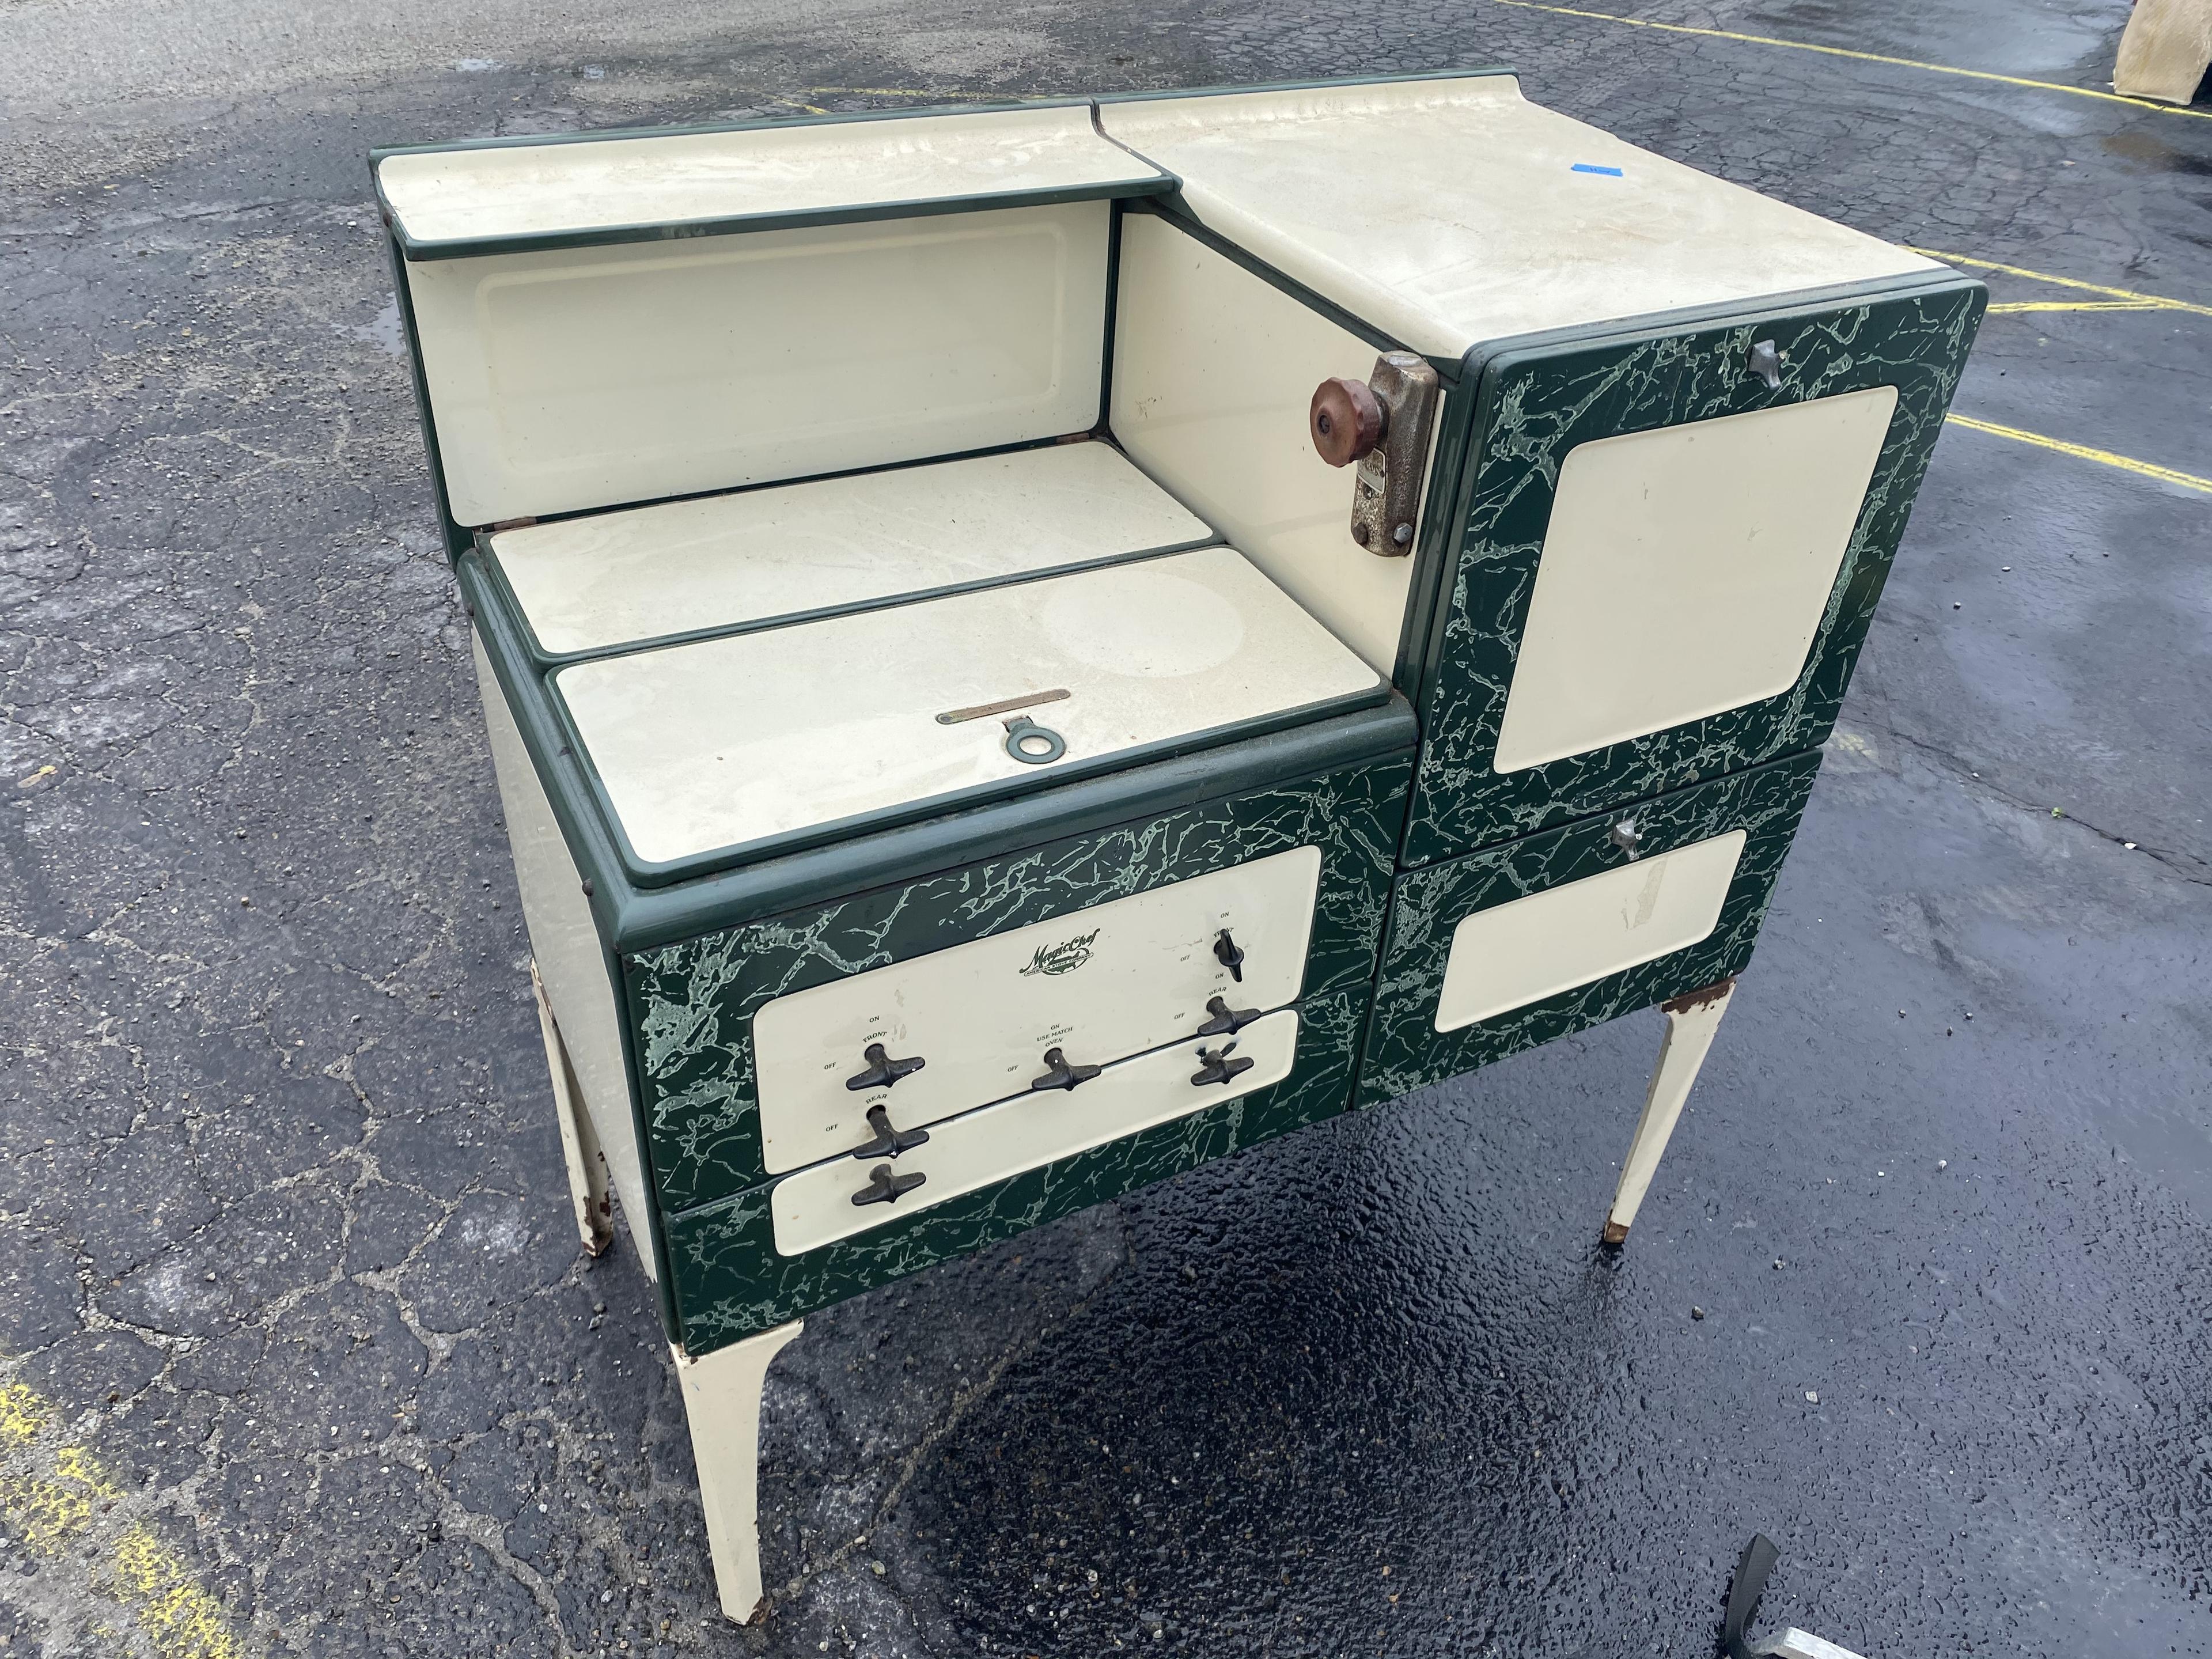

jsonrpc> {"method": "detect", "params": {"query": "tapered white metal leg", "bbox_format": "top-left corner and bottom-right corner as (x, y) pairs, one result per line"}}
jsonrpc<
(1603, 979), (1736, 1245)
(531, 960), (613, 1256)
(676, 1320), (805, 1623)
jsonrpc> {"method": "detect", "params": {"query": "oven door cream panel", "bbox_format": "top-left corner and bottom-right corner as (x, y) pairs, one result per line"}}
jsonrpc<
(1491, 387), (1896, 774)
(1433, 830), (1746, 1032)
(406, 201), (1109, 527)
(770, 1010), (1300, 1254)
(752, 846), (1320, 1175)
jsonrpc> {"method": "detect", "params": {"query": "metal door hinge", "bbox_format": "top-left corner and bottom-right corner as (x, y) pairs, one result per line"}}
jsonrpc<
(1309, 352), (1439, 558)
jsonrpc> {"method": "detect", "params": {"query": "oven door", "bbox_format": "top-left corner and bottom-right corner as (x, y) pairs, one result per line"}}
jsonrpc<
(1359, 749), (1820, 1105)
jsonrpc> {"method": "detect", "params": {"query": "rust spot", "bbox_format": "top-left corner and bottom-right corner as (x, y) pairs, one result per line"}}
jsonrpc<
(1661, 977), (1736, 1016)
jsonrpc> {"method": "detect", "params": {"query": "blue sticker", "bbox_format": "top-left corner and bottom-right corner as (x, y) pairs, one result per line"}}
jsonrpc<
(1571, 162), (1624, 176)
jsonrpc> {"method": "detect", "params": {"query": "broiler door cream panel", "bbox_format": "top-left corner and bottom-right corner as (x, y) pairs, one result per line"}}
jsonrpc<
(752, 846), (1320, 1174)
(770, 1010), (1300, 1253)
(1433, 831), (1745, 1032)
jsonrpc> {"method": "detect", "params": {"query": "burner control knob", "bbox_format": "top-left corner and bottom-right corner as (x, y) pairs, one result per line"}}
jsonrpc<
(851, 1165), (927, 1208)
(1212, 929), (1247, 983)
(845, 1042), (926, 1092)
(1196, 996), (1260, 1037)
(1191, 1045), (1256, 1088)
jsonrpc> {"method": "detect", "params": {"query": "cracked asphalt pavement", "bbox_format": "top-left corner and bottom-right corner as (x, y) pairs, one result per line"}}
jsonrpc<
(1, 0), (2208, 1654)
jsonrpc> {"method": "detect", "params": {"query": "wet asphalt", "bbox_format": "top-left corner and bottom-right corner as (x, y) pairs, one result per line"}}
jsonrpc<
(0, 1), (2207, 1656)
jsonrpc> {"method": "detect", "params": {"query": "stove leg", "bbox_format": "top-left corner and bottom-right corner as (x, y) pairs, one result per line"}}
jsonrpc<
(1603, 979), (1736, 1246)
(531, 961), (612, 1257)
(675, 1321), (805, 1623)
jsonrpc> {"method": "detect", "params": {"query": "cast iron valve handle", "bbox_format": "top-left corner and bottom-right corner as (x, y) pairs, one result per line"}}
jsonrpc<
(1309, 376), (1387, 467)
(1030, 1047), (1103, 1092)
(845, 1041), (926, 1093)
(851, 1164), (927, 1208)
(1196, 995), (1260, 1038)
(851, 1103), (929, 1160)
(1212, 928), (1246, 983)
(1309, 354), (1438, 557)
(1190, 1044), (1255, 1088)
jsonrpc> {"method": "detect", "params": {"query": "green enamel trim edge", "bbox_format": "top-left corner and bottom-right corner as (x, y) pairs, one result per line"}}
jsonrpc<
(387, 176), (1177, 264)
(378, 228), (472, 563)
(1097, 196), (1127, 435)
(625, 752), (1412, 1209)
(662, 987), (1368, 1355)
(460, 548), (1418, 949)
(1359, 748), (1822, 1105)
(609, 919), (687, 1342)
(370, 96), (1096, 164)
(481, 528), (1227, 669)
(1389, 378), (1479, 698)
(1401, 276), (1984, 867)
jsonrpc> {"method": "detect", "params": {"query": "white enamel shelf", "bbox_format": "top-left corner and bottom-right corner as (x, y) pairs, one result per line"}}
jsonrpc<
(491, 442), (1215, 656)
(554, 544), (1383, 866)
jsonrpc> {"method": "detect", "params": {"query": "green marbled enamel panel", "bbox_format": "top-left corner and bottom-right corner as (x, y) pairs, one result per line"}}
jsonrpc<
(1404, 281), (1983, 868)
(627, 753), (1411, 1214)
(667, 989), (1366, 1354)
(1359, 748), (1821, 1106)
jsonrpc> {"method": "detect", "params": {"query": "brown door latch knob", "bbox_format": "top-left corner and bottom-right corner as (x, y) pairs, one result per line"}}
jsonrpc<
(1309, 354), (1440, 557)
(1309, 377), (1387, 467)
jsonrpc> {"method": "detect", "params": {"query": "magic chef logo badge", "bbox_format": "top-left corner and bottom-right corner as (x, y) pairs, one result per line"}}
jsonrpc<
(1019, 929), (1100, 977)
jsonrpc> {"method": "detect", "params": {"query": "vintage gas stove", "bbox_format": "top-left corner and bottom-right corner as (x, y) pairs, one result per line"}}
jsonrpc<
(373, 72), (1982, 1619)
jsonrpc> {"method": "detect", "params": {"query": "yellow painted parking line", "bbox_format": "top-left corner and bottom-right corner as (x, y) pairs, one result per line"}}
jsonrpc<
(1483, 0), (2212, 120)
(1946, 413), (2212, 493)
(0, 1362), (249, 1657)
(1908, 248), (2212, 317)
(1984, 300), (2163, 313)
(111, 1525), (248, 1659)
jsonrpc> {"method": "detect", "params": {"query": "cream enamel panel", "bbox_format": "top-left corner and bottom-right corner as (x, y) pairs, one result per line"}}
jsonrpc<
(1099, 80), (1938, 357)
(407, 202), (1111, 526)
(1491, 388), (1897, 774)
(378, 105), (1162, 247)
(1433, 832), (1747, 1033)
(491, 442), (1213, 655)
(473, 639), (654, 1272)
(1109, 213), (1419, 676)
(555, 546), (1383, 866)
(770, 1011), (1300, 1254)
(752, 846), (1320, 1175)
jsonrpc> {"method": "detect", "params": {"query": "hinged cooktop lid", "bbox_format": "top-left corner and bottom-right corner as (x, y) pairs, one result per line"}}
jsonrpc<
(1098, 75), (1940, 358)
(488, 442), (1215, 658)
(551, 546), (1384, 877)
(377, 103), (1173, 260)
